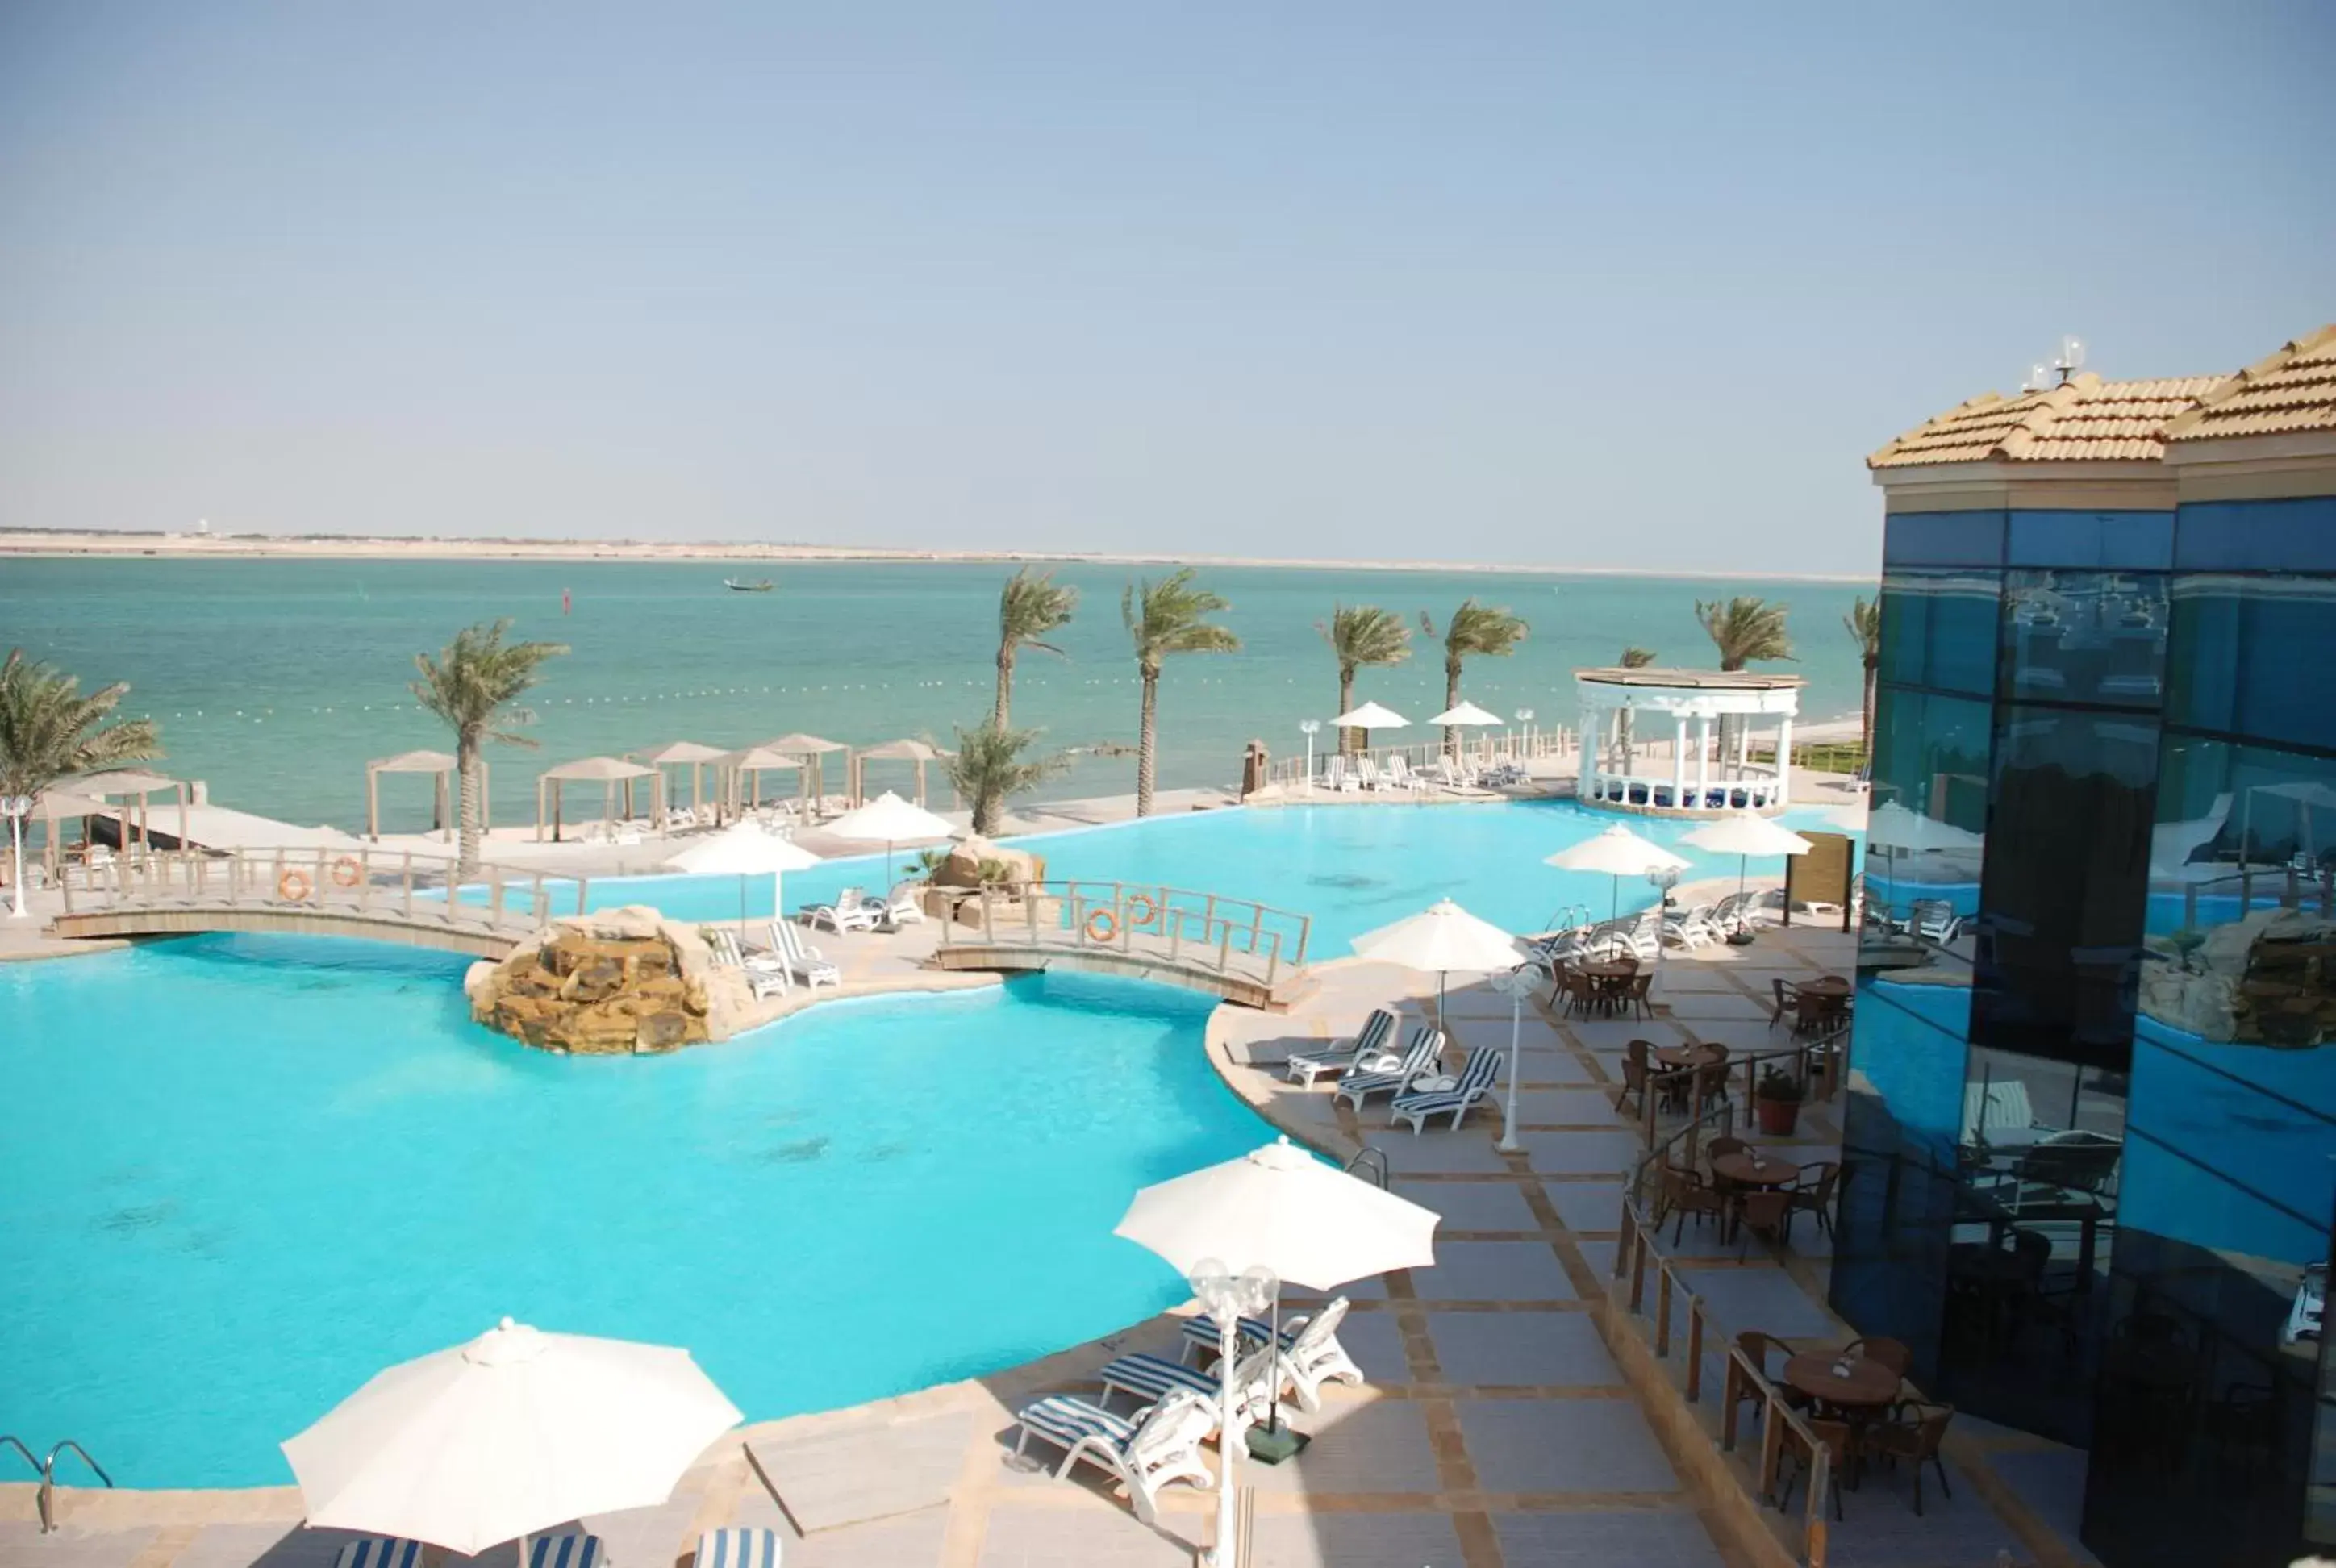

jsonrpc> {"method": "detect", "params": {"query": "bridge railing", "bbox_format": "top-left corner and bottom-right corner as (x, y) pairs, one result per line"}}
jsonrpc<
(932, 878), (1312, 990)
(52, 844), (575, 940)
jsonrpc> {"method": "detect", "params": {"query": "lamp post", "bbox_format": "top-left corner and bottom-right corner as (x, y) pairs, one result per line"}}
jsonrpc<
(2, 795), (31, 920)
(1298, 719), (1321, 794)
(1188, 1257), (1278, 1568)
(1489, 964), (1538, 1154)
(1646, 864), (1680, 1004)
(1515, 707), (1535, 760)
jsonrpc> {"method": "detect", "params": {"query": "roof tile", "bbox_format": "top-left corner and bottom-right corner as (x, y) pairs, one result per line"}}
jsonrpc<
(1870, 373), (2226, 468)
(2165, 325), (2336, 443)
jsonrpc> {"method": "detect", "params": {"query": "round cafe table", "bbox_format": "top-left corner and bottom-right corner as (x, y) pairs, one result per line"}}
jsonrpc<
(1781, 1353), (1901, 1412)
(1579, 960), (1636, 982)
(1712, 1151), (1798, 1189)
(1798, 974), (1853, 999)
(1653, 1043), (1723, 1071)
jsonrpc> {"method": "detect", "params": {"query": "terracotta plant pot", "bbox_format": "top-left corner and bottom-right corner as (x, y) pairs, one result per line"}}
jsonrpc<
(1754, 1095), (1802, 1136)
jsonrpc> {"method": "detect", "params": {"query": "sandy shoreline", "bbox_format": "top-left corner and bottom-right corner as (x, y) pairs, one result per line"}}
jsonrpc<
(0, 529), (1875, 582)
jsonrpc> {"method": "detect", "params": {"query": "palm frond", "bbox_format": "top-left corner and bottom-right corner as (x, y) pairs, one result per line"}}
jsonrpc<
(0, 648), (165, 799)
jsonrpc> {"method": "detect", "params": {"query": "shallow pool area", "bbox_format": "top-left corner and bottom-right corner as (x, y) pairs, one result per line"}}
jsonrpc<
(2, 936), (1263, 1488)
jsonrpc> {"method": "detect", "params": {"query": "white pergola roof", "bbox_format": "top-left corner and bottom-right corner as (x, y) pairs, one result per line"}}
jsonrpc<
(1574, 666), (1805, 719)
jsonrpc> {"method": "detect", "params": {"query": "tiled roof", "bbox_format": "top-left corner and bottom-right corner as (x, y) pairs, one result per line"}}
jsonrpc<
(1869, 373), (2225, 469)
(2165, 324), (2336, 444)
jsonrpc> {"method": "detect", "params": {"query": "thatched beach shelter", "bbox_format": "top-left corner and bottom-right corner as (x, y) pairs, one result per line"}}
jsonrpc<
(536, 755), (662, 842)
(852, 738), (953, 808)
(365, 749), (468, 843)
(715, 744), (804, 820)
(761, 733), (849, 815)
(630, 740), (728, 823)
(70, 769), (188, 856)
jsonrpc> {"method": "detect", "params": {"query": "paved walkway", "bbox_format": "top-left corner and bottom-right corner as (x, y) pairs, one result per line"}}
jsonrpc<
(2, 907), (2069, 1568)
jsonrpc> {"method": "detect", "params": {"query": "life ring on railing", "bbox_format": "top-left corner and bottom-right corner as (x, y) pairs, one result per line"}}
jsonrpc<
(1124, 892), (1158, 929)
(278, 869), (313, 902)
(330, 855), (363, 888)
(1084, 908), (1119, 945)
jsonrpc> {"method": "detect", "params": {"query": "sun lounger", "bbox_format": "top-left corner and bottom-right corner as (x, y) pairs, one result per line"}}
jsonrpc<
(1099, 1341), (1279, 1425)
(1388, 1049), (1504, 1133)
(527, 1536), (606, 1568)
(1178, 1310), (1284, 1363)
(770, 919), (841, 988)
(707, 928), (790, 1000)
(1354, 757), (1390, 792)
(692, 1528), (782, 1568)
(1662, 902), (1724, 949)
(1383, 754), (1425, 792)
(806, 886), (884, 933)
(1284, 1007), (1399, 1086)
(877, 880), (928, 925)
(334, 1541), (424, 1568)
(1910, 898), (1962, 945)
(1331, 1025), (1444, 1111)
(1323, 755), (1359, 794)
(1012, 1387), (1216, 1525)
(1275, 1298), (1363, 1412)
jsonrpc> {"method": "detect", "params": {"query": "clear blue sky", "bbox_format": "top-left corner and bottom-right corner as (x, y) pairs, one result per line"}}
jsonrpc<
(2, 2), (2329, 572)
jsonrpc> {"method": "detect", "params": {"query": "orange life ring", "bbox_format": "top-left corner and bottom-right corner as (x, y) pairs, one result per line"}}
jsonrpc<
(278, 869), (312, 902)
(1084, 907), (1118, 944)
(1124, 892), (1158, 929)
(330, 855), (363, 888)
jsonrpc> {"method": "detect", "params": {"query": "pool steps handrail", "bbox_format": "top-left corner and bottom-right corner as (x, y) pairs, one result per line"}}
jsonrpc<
(1343, 1148), (1391, 1190)
(1, 1436), (115, 1533)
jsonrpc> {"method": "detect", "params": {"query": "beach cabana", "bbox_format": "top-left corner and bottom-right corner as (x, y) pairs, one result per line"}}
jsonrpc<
(69, 769), (188, 857)
(631, 740), (728, 824)
(536, 756), (663, 843)
(29, 787), (109, 882)
(717, 744), (806, 822)
(852, 738), (951, 808)
(761, 733), (849, 817)
(365, 749), (468, 843)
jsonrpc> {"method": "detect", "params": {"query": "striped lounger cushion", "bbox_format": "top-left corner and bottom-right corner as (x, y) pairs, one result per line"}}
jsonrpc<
(1179, 1313), (1286, 1357)
(1394, 1053), (1501, 1120)
(528, 1536), (605, 1568)
(695, 1528), (783, 1568)
(335, 1543), (423, 1568)
(1099, 1352), (1216, 1403)
(1019, 1395), (1136, 1452)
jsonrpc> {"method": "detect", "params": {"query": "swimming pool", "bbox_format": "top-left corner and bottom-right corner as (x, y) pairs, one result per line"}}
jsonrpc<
(566, 799), (1858, 951)
(0, 936), (1262, 1487)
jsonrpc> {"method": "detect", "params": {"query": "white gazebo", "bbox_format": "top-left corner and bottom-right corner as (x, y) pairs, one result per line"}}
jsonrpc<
(1573, 667), (1805, 816)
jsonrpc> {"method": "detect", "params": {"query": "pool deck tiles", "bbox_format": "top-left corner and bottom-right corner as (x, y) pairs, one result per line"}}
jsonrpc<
(6, 899), (2090, 1568)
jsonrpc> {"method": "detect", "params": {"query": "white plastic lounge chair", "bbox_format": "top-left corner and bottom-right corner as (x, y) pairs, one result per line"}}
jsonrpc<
(1275, 1298), (1364, 1412)
(806, 887), (883, 933)
(334, 1542), (424, 1568)
(1911, 898), (1962, 945)
(707, 928), (790, 1000)
(1662, 902), (1723, 949)
(1284, 1007), (1399, 1086)
(1331, 1026), (1444, 1111)
(693, 1528), (781, 1568)
(1388, 1049), (1504, 1134)
(1433, 755), (1479, 791)
(1323, 755), (1359, 793)
(528, 1537), (606, 1568)
(1012, 1386), (1216, 1525)
(1383, 754), (1424, 792)
(665, 805), (699, 832)
(1354, 757), (1389, 792)
(1099, 1341), (1279, 1426)
(877, 880), (928, 925)
(1178, 1308), (1285, 1364)
(770, 919), (841, 989)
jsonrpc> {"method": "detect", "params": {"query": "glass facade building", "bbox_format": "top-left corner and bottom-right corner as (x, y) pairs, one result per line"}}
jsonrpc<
(1834, 330), (2336, 1568)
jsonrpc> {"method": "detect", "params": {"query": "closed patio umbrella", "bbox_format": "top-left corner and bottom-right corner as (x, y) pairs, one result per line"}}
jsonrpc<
(282, 1317), (740, 1558)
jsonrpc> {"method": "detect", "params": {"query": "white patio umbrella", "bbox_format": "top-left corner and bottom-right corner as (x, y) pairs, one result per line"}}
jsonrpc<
(823, 790), (954, 886)
(1680, 811), (1813, 898)
(1545, 824), (1691, 919)
(1116, 1138), (1438, 1562)
(1331, 699), (1408, 753)
(1425, 700), (1503, 728)
(666, 822), (824, 935)
(1350, 898), (1529, 1021)
(1861, 800), (1983, 855)
(282, 1318), (741, 1558)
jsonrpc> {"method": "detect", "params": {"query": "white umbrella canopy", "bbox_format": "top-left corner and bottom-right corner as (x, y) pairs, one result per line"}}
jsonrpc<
(1863, 801), (1984, 854)
(1331, 701), (1409, 730)
(1546, 824), (1692, 920)
(1114, 1137), (1438, 1293)
(824, 790), (956, 886)
(1682, 812), (1812, 900)
(1425, 700), (1504, 728)
(667, 824), (824, 936)
(1352, 898), (1529, 1020)
(282, 1318), (741, 1558)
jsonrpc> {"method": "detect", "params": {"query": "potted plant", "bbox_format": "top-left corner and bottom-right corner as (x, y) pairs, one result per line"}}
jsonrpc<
(1754, 1065), (1806, 1136)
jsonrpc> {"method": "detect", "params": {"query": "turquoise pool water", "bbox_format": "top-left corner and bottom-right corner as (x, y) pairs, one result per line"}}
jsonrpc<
(569, 799), (1858, 951)
(0, 936), (1258, 1488)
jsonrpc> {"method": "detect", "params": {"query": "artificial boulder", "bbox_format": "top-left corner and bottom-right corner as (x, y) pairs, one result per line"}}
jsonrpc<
(932, 834), (1045, 890)
(472, 905), (721, 1054)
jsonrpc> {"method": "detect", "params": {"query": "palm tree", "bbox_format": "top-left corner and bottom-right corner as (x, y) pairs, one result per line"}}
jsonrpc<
(411, 619), (568, 876)
(1123, 569), (1241, 817)
(993, 567), (1078, 728)
(946, 720), (1072, 836)
(1696, 597), (1795, 757)
(1422, 600), (1527, 755)
(1316, 604), (1411, 753)
(1845, 595), (1883, 761)
(1612, 645), (1655, 767)
(0, 649), (162, 897)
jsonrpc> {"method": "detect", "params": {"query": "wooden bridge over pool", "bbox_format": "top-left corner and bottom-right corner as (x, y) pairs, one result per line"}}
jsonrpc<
(928, 879), (1313, 1009)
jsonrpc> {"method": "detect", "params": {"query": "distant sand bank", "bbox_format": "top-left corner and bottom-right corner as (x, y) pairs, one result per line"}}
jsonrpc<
(0, 529), (1871, 582)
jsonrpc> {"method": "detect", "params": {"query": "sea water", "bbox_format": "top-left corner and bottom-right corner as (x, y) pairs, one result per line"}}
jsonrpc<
(0, 557), (1869, 832)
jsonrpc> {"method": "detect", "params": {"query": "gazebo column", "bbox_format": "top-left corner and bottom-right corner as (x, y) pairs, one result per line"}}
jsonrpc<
(1578, 698), (1599, 800)
(1775, 715), (1794, 805)
(1671, 717), (1687, 808)
(1736, 719), (1753, 781)
(1696, 715), (1712, 807)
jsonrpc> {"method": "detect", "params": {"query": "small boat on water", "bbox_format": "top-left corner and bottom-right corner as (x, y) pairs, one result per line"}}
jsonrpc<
(724, 578), (776, 593)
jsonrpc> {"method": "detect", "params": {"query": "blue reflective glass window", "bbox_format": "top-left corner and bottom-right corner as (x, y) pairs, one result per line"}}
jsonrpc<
(2175, 497), (2336, 573)
(2167, 573), (2336, 750)
(2000, 570), (2167, 708)
(1865, 689), (1990, 940)
(2008, 509), (2175, 570)
(1884, 509), (2006, 569)
(1880, 568), (2001, 695)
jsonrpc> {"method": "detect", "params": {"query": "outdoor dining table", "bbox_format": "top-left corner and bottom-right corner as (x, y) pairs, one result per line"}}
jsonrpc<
(1781, 1352), (1902, 1412)
(1798, 974), (1853, 998)
(1576, 959), (1638, 1015)
(1653, 1043), (1725, 1071)
(1712, 1151), (1799, 1189)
